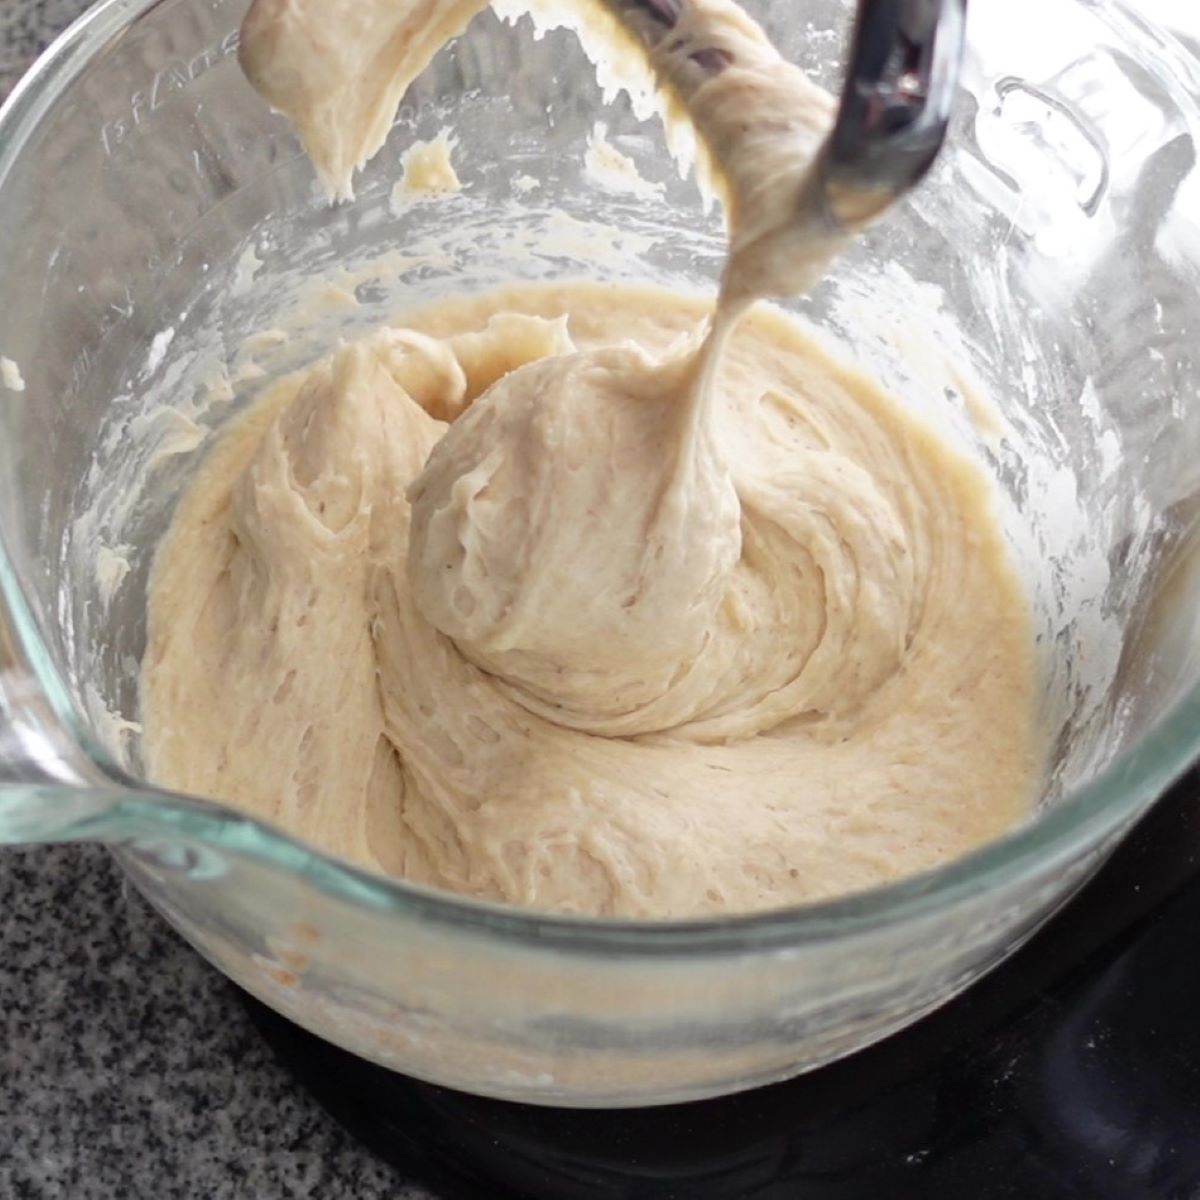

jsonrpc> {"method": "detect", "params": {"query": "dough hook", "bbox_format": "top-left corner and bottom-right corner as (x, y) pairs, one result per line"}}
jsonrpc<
(602, 0), (969, 234)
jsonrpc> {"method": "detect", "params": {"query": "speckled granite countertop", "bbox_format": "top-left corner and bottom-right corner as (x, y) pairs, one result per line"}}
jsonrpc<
(0, 5), (431, 1197)
(1, 847), (431, 1199)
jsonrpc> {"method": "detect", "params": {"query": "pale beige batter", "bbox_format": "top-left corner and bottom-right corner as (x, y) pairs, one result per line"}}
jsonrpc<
(142, 283), (1037, 917)
(238, 0), (839, 297)
(140, 0), (1039, 918)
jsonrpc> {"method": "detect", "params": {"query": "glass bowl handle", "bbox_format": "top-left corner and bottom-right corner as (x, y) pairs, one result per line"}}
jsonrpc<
(0, 608), (120, 844)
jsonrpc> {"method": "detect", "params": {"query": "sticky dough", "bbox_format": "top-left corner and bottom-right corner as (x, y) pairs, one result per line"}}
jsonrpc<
(141, 284), (1037, 917)
(141, 0), (1040, 917)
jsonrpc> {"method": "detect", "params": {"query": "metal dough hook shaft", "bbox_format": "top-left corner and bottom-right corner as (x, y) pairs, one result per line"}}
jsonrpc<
(597, 0), (968, 235)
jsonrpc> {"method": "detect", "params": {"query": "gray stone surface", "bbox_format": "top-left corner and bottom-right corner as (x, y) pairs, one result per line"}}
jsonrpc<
(0, 4), (432, 1196)
(0, 847), (429, 1199)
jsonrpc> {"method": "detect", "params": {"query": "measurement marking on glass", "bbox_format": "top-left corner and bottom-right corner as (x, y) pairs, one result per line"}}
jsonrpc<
(100, 31), (241, 156)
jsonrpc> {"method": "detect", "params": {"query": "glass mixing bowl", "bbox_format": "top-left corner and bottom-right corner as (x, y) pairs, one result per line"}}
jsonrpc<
(1, 0), (1198, 1107)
